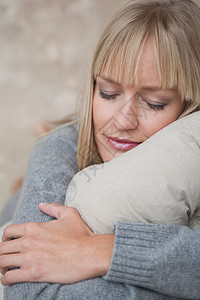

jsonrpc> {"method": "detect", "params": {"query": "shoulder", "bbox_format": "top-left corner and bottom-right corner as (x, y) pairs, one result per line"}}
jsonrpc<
(31, 121), (79, 158)
(44, 121), (78, 143)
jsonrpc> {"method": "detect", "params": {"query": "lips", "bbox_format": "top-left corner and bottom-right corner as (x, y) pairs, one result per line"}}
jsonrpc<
(105, 135), (142, 151)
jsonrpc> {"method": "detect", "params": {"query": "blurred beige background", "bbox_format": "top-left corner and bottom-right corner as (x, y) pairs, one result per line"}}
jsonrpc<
(0, 0), (125, 214)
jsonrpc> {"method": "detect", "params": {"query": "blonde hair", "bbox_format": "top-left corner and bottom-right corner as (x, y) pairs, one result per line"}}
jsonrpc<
(77, 0), (200, 170)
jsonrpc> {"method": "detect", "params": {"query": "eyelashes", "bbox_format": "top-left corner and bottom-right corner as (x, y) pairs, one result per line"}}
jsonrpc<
(98, 90), (118, 100)
(145, 101), (166, 110)
(139, 94), (167, 111)
(98, 89), (167, 111)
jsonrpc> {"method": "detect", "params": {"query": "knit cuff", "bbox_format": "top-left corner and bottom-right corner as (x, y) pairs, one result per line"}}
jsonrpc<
(104, 222), (178, 287)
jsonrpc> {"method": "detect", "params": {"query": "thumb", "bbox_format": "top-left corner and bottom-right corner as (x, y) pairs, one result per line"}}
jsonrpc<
(39, 202), (67, 219)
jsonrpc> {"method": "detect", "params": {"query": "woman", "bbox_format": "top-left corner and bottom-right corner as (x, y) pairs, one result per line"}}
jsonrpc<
(1, 0), (200, 299)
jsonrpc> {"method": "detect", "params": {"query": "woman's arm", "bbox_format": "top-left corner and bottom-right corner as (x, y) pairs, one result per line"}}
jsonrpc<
(2, 123), (199, 299)
(105, 222), (200, 299)
(3, 215), (200, 299)
(12, 123), (79, 224)
(3, 123), (175, 300)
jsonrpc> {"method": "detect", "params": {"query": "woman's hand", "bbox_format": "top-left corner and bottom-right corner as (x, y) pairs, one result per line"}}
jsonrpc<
(0, 203), (114, 286)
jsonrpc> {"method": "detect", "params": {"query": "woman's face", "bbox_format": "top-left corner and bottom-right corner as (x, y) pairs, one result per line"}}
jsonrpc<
(93, 39), (185, 162)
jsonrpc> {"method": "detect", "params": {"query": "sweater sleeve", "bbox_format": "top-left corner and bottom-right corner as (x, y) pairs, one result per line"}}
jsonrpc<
(12, 123), (79, 224)
(105, 222), (200, 299)
(4, 123), (178, 300)
(4, 123), (197, 300)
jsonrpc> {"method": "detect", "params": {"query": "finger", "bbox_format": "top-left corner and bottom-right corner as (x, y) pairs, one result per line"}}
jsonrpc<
(0, 253), (22, 270)
(39, 202), (68, 219)
(0, 239), (22, 255)
(2, 224), (26, 242)
(0, 267), (9, 275)
(1, 268), (31, 286)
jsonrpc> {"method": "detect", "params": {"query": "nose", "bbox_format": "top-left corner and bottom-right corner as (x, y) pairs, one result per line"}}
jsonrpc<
(114, 97), (139, 130)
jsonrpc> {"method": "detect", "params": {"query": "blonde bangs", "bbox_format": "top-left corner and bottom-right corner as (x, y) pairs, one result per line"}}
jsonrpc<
(93, 26), (150, 87)
(93, 24), (194, 105)
(154, 27), (194, 104)
(154, 17), (200, 116)
(92, 0), (200, 114)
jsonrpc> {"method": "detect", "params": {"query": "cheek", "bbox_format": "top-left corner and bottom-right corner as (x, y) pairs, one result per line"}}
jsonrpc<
(93, 98), (113, 131)
(143, 110), (182, 138)
(93, 98), (103, 130)
(144, 120), (167, 138)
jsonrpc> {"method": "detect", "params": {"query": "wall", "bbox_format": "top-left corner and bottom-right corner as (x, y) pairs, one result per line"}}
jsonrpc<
(0, 0), (125, 212)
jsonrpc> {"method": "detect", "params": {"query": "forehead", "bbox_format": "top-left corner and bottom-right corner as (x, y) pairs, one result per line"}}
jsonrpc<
(137, 39), (161, 87)
(101, 38), (161, 89)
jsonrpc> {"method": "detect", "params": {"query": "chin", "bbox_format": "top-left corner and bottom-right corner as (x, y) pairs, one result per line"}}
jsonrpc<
(100, 150), (124, 162)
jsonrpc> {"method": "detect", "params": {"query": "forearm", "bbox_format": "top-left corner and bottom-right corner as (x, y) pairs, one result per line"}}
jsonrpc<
(4, 226), (177, 300)
(105, 222), (200, 299)
(4, 124), (178, 299)
(5, 123), (198, 299)
(4, 124), (79, 299)
(5, 276), (178, 300)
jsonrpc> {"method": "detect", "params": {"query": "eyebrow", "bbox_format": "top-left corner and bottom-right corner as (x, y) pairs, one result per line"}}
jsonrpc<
(98, 76), (175, 92)
(141, 86), (177, 92)
(97, 76), (121, 86)
(141, 86), (165, 92)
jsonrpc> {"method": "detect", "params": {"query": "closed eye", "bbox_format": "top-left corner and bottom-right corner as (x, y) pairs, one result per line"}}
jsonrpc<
(139, 95), (167, 111)
(146, 101), (167, 110)
(99, 90), (119, 100)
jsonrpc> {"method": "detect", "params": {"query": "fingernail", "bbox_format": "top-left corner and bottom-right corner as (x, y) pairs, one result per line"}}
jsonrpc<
(39, 203), (48, 206)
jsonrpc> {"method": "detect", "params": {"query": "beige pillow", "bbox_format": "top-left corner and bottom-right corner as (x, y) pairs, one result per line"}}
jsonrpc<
(65, 111), (200, 234)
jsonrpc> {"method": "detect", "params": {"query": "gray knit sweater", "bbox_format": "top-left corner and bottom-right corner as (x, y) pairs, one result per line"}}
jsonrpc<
(4, 123), (200, 300)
